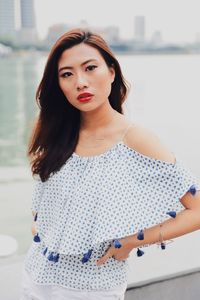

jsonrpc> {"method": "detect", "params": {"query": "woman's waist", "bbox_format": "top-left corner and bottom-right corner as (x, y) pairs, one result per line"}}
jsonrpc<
(26, 239), (128, 272)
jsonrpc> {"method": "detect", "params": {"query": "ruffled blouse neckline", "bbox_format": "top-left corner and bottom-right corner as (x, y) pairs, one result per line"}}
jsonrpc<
(72, 141), (177, 167)
(72, 141), (123, 160)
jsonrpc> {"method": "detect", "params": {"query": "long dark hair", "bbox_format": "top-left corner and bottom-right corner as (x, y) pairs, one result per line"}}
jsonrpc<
(27, 28), (130, 182)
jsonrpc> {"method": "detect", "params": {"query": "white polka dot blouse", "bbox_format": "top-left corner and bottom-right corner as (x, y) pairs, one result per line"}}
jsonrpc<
(24, 135), (200, 291)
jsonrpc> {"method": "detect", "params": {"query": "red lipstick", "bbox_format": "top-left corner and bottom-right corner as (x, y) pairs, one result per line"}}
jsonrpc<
(77, 92), (94, 102)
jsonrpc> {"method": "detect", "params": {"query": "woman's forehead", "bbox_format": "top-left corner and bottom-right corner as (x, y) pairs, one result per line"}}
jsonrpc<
(58, 44), (103, 66)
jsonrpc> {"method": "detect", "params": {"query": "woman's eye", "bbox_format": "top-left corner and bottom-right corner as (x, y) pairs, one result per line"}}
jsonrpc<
(60, 72), (72, 78)
(86, 65), (97, 71)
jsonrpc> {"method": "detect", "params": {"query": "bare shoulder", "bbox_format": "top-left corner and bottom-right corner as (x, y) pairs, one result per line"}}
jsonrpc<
(123, 122), (176, 163)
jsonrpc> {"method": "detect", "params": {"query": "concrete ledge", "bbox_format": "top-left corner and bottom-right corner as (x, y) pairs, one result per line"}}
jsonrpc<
(127, 265), (200, 289)
(125, 269), (200, 300)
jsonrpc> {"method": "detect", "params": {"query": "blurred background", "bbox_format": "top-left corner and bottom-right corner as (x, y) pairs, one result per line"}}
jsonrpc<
(0, 0), (200, 299)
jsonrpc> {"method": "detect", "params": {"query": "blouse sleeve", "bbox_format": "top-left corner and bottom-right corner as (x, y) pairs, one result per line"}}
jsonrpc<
(168, 159), (200, 203)
(89, 153), (200, 257)
(30, 176), (44, 215)
(134, 157), (200, 254)
(150, 159), (200, 223)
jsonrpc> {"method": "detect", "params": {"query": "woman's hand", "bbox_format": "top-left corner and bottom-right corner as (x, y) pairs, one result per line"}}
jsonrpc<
(31, 222), (37, 236)
(96, 235), (134, 266)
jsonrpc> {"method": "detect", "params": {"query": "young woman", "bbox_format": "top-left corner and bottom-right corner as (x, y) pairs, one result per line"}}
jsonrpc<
(20, 28), (200, 300)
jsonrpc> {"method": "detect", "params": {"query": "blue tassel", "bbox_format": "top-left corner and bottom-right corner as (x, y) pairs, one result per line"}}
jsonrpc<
(33, 233), (41, 242)
(188, 184), (197, 196)
(161, 242), (166, 250)
(81, 249), (93, 263)
(137, 229), (144, 240)
(47, 252), (55, 261)
(53, 253), (60, 263)
(43, 247), (48, 256)
(34, 212), (38, 222)
(137, 248), (144, 257)
(166, 211), (176, 218)
(113, 239), (122, 248)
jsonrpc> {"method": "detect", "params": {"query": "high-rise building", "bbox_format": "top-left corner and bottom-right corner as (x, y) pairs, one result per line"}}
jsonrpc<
(0, 0), (37, 45)
(0, 0), (17, 41)
(19, 0), (37, 45)
(134, 16), (145, 42)
(20, 0), (35, 29)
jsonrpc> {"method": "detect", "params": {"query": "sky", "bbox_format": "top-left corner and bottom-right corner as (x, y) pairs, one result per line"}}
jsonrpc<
(34, 0), (200, 43)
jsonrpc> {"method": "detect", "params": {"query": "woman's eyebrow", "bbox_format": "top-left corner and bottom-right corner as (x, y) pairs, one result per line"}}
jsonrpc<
(58, 59), (98, 73)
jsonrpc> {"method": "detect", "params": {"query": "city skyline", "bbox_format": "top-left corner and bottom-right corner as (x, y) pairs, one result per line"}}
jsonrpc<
(34, 0), (200, 43)
(0, 0), (37, 44)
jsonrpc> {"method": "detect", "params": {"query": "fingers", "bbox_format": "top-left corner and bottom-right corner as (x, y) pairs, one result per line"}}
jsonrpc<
(96, 253), (109, 266)
(96, 248), (113, 266)
(96, 249), (130, 266)
(31, 222), (37, 236)
(96, 239), (131, 266)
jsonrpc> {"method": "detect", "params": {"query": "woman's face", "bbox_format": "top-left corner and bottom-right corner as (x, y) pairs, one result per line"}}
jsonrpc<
(57, 43), (115, 111)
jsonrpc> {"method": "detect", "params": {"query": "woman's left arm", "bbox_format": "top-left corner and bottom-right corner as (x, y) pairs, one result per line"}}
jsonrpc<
(96, 124), (200, 266)
(127, 190), (200, 249)
(96, 192), (200, 266)
(97, 192), (200, 266)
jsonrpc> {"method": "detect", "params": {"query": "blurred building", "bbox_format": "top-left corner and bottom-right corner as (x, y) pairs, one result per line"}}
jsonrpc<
(134, 16), (146, 42)
(79, 22), (120, 44)
(96, 26), (120, 44)
(46, 23), (71, 47)
(151, 30), (163, 46)
(18, 0), (37, 46)
(0, 0), (17, 42)
(0, 0), (37, 46)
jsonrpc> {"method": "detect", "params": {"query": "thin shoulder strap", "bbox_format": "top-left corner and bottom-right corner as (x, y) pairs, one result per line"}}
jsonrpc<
(121, 122), (134, 142)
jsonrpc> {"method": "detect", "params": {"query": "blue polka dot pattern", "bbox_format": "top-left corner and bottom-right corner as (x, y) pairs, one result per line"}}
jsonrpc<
(25, 141), (200, 291)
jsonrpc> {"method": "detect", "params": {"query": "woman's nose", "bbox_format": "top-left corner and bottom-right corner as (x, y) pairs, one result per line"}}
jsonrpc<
(76, 74), (88, 90)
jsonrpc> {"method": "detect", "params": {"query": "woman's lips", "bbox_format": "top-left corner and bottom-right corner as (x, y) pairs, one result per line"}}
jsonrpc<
(78, 95), (93, 102)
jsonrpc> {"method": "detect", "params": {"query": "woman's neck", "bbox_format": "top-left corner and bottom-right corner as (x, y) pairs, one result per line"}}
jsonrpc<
(80, 105), (119, 134)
